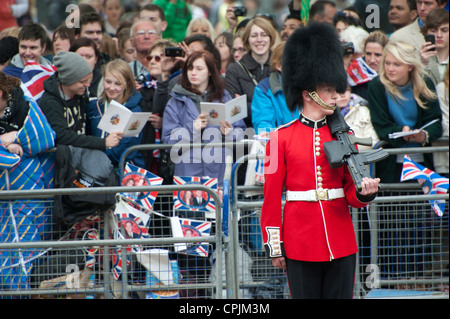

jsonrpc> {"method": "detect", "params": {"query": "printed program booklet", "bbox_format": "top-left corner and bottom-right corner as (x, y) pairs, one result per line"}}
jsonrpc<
(200, 94), (247, 126)
(388, 119), (439, 139)
(97, 100), (152, 137)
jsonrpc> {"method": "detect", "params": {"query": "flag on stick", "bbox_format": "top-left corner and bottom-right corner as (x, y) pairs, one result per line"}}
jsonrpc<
(401, 155), (449, 216)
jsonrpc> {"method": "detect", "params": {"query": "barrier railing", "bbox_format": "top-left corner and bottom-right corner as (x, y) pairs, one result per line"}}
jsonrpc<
(0, 184), (224, 299)
(1, 139), (448, 299)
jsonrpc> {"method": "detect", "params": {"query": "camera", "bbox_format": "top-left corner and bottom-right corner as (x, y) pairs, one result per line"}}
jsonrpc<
(135, 74), (146, 85)
(342, 42), (355, 56)
(165, 47), (184, 57)
(234, 6), (247, 17)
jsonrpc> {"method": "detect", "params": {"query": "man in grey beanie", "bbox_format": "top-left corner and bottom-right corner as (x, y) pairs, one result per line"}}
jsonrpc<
(53, 51), (93, 86)
(39, 51), (122, 150)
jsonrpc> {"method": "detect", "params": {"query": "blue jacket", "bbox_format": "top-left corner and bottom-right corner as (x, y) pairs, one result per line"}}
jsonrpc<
(86, 93), (145, 168)
(251, 72), (299, 134)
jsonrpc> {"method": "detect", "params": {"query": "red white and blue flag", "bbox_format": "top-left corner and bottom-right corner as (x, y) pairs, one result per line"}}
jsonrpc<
(401, 155), (449, 216)
(113, 199), (151, 240)
(347, 57), (377, 87)
(173, 176), (218, 213)
(171, 217), (211, 257)
(20, 61), (56, 102)
(110, 246), (132, 280)
(120, 163), (163, 211)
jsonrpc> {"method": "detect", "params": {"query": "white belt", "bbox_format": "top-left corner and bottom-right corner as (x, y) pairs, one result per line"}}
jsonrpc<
(286, 188), (345, 202)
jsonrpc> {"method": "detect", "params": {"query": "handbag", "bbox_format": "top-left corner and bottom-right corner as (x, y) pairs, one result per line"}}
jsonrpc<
(158, 150), (175, 185)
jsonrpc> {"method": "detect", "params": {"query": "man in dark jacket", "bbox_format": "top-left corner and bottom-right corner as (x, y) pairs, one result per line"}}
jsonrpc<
(39, 51), (122, 150)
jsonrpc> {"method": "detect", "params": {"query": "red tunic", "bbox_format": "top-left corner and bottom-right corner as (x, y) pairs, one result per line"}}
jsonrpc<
(260, 117), (369, 262)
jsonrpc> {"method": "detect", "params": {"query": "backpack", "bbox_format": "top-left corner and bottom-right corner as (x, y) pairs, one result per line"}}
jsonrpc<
(53, 145), (118, 226)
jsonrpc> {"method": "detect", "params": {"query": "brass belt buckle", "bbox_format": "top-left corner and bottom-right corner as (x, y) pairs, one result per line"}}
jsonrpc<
(316, 189), (328, 201)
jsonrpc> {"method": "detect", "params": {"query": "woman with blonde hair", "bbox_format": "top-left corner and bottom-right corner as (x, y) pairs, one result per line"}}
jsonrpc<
(368, 41), (442, 183)
(186, 17), (216, 41)
(86, 59), (145, 168)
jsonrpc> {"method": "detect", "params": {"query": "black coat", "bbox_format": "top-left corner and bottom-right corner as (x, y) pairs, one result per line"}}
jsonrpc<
(39, 73), (106, 150)
(225, 52), (271, 127)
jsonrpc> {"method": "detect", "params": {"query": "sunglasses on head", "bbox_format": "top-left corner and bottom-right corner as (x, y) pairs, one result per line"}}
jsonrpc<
(146, 55), (161, 62)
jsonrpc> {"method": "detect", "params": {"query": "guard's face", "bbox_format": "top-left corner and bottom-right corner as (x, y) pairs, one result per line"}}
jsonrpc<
(315, 85), (339, 107)
(307, 84), (340, 116)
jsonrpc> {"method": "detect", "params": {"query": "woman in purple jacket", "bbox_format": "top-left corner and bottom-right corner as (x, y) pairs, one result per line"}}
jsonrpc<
(162, 51), (246, 185)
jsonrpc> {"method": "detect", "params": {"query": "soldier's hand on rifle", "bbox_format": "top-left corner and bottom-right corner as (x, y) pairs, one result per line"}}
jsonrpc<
(358, 177), (381, 196)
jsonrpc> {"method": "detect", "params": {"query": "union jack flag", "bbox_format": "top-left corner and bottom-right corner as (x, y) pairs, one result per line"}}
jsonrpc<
(401, 155), (449, 216)
(113, 199), (151, 239)
(347, 57), (377, 87)
(109, 200), (151, 279)
(120, 163), (163, 211)
(61, 215), (102, 269)
(173, 176), (217, 213)
(110, 246), (132, 280)
(83, 229), (99, 269)
(171, 217), (211, 257)
(20, 61), (57, 102)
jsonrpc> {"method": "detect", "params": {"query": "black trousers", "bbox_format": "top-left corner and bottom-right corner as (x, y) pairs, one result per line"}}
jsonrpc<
(286, 254), (356, 299)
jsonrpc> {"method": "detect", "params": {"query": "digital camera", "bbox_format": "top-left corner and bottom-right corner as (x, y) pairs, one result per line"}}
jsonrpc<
(234, 6), (247, 17)
(135, 74), (146, 85)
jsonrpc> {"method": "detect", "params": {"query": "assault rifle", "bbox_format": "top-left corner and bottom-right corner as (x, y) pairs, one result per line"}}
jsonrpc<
(324, 109), (388, 192)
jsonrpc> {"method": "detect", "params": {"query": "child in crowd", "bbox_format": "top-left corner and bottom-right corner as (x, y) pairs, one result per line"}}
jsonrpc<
(336, 84), (379, 151)
(86, 59), (145, 168)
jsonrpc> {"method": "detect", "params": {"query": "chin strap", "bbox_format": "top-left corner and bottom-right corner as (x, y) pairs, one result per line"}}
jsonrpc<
(308, 91), (337, 111)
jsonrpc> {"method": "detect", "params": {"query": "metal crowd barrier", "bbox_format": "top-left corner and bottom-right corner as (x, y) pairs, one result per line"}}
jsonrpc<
(1, 140), (448, 299)
(0, 141), (251, 299)
(0, 184), (224, 299)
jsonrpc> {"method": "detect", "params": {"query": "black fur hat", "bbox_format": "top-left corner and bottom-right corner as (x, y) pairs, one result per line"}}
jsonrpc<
(282, 22), (348, 112)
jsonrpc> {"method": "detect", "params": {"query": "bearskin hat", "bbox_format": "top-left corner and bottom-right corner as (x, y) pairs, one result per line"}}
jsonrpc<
(282, 22), (348, 112)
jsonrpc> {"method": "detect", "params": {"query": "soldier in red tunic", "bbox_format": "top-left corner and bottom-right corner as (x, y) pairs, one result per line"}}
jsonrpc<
(260, 23), (380, 299)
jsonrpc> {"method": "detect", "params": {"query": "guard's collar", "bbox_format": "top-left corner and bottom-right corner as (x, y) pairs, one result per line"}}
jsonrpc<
(299, 114), (327, 129)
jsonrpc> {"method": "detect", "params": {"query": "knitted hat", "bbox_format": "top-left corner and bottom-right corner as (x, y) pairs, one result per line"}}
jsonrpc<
(53, 51), (92, 85)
